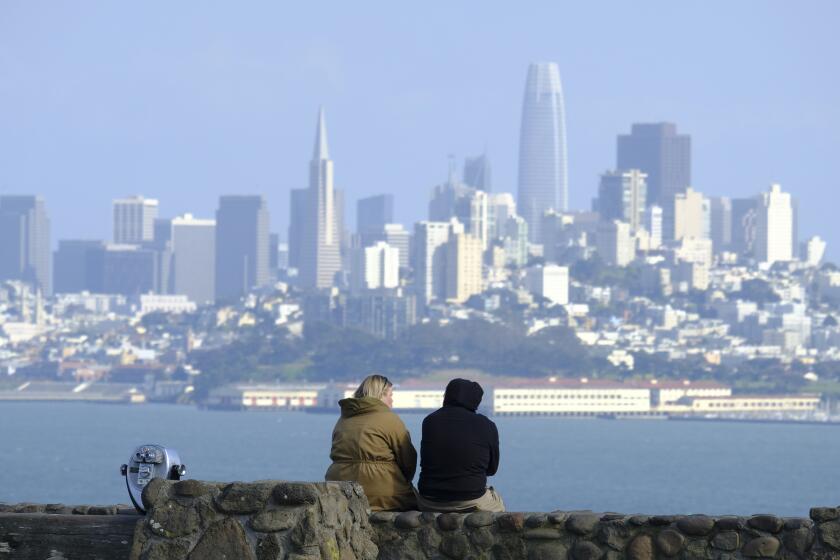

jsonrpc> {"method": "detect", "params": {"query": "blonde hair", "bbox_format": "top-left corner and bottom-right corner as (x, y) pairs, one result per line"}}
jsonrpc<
(354, 374), (392, 400)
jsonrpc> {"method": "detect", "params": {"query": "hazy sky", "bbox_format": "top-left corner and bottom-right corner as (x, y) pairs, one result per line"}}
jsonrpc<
(1, 2), (838, 258)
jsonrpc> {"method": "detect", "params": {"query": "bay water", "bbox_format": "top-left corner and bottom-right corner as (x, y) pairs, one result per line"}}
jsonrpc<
(1, 402), (837, 516)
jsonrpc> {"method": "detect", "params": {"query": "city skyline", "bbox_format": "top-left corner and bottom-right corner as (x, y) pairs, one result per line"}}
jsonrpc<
(1, 2), (837, 259)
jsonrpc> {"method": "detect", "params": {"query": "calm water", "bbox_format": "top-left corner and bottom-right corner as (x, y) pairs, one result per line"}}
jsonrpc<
(0, 402), (837, 516)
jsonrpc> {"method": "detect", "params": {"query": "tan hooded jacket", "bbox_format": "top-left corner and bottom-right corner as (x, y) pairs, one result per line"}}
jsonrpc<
(324, 396), (417, 511)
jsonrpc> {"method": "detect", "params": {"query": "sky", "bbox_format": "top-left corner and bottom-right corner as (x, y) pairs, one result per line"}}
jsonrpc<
(1, 1), (838, 258)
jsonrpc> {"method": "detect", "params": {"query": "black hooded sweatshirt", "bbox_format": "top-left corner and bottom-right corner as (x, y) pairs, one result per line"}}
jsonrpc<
(418, 379), (500, 501)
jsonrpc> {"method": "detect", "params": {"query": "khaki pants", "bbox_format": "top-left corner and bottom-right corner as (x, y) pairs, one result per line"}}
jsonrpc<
(416, 487), (505, 513)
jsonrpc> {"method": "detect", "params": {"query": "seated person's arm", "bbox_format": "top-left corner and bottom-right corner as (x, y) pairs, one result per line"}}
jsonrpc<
(487, 421), (500, 476)
(391, 422), (418, 482)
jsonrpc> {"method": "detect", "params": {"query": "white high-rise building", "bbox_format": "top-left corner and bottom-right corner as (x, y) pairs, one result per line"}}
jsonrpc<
(597, 169), (647, 231)
(488, 193), (517, 240)
(755, 184), (793, 265)
(802, 236), (826, 267)
(113, 196), (159, 244)
(646, 206), (663, 249)
(351, 242), (399, 292)
(672, 187), (706, 241)
(597, 220), (634, 267)
(524, 264), (569, 305)
(382, 223), (410, 270)
(518, 62), (568, 242)
(414, 220), (459, 304)
(171, 214), (215, 305)
(445, 232), (483, 304)
(300, 108), (342, 289)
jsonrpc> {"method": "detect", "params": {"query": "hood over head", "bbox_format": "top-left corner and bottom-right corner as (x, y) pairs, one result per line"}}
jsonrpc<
(339, 396), (388, 417)
(442, 378), (483, 412)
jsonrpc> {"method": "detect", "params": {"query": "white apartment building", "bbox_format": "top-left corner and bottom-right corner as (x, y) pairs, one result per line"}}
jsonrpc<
(351, 242), (399, 292)
(597, 220), (634, 266)
(414, 220), (458, 303)
(139, 294), (196, 315)
(672, 187), (706, 241)
(445, 232), (483, 304)
(755, 184), (793, 265)
(524, 264), (569, 305)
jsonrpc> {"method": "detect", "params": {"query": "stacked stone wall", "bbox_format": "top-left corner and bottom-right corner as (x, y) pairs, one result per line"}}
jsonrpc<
(130, 479), (377, 559)
(369, 508), (840, 559)
(5, 482), (840, 559)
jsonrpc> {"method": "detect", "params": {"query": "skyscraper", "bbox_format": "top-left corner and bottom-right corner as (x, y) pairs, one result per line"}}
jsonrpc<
(53, 239), (103, 294)
(671, 187), (706, 242)
(287, 188), (307, 270)
(414, 220), (458, 304)
(113, 196), (159, 244)
(709, 196), (732, 253)
(357, 194), (394, 246)
(617, 123), (691, 207)
(0, 195), (51, 295)
(171, 214), (216, 304)
(517, 62), (568, 243)
(299, 108), (343, 290)
(596, 169), (647, 231)
(445, 231), (483, 303)
(214, 195), (270, 302)
(350, 241), (399, 293)
(463, 153), (492, 192)
(755, 184), (793, 265)
(597, 220), (635, 267)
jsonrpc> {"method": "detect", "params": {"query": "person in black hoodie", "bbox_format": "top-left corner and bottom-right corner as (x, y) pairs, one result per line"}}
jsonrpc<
(416, 378), (505, 512)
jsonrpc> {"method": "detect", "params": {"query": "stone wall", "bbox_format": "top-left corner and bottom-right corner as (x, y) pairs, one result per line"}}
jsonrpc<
(131, 479), (378, 560)
(369, 509), (838, 559)
(5, 482), (840, 559)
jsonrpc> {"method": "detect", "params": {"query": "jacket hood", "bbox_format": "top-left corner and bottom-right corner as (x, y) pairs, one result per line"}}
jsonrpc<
(338, 396), (388, 417)
(442, 378), (483, 412)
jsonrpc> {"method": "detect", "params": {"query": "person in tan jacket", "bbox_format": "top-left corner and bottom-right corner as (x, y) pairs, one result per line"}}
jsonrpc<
(325, 374), (418, 511)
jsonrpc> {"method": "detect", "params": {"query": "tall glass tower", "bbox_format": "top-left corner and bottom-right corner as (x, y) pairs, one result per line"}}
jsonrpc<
(517, 62), (568, 243)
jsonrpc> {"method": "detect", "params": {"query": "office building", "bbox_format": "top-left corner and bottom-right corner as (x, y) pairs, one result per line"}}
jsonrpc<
(597, 220), (634, 267)
(171, 214), (215, 304)
(617, 123), (691, 206)
(445, 231), (483, 303)
(518, 62), (568, 242)
(350, 241), (399, 292)
(596, 169), (647, 231)
(53, 240), (103, 294)
(463, 153), (492, 192)
(214, 195), (270, 302)
(299, 108), (343, 290)
(709, 197), (732, 252)
(414, 220), (459, 304)
(382, 224), (411, 270)
(488, 193), (517, 240)
(802, 236), (826, 266)
(0, 195), (51, 295)
(86, 244), (158, 296)
(113, 196), (159, 244)
(524, 264), (569, 305)
(357, 194), (394, 246)
(646, 206), (663, 249)
(755, 184), (793, 265)
(287, 188), (307, 270)
(671, 187), (706, 242)
(731, 197), (758, 256)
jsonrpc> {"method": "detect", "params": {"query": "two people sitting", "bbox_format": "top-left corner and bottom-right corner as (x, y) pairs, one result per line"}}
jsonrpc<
(325, 374), (504, 512)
